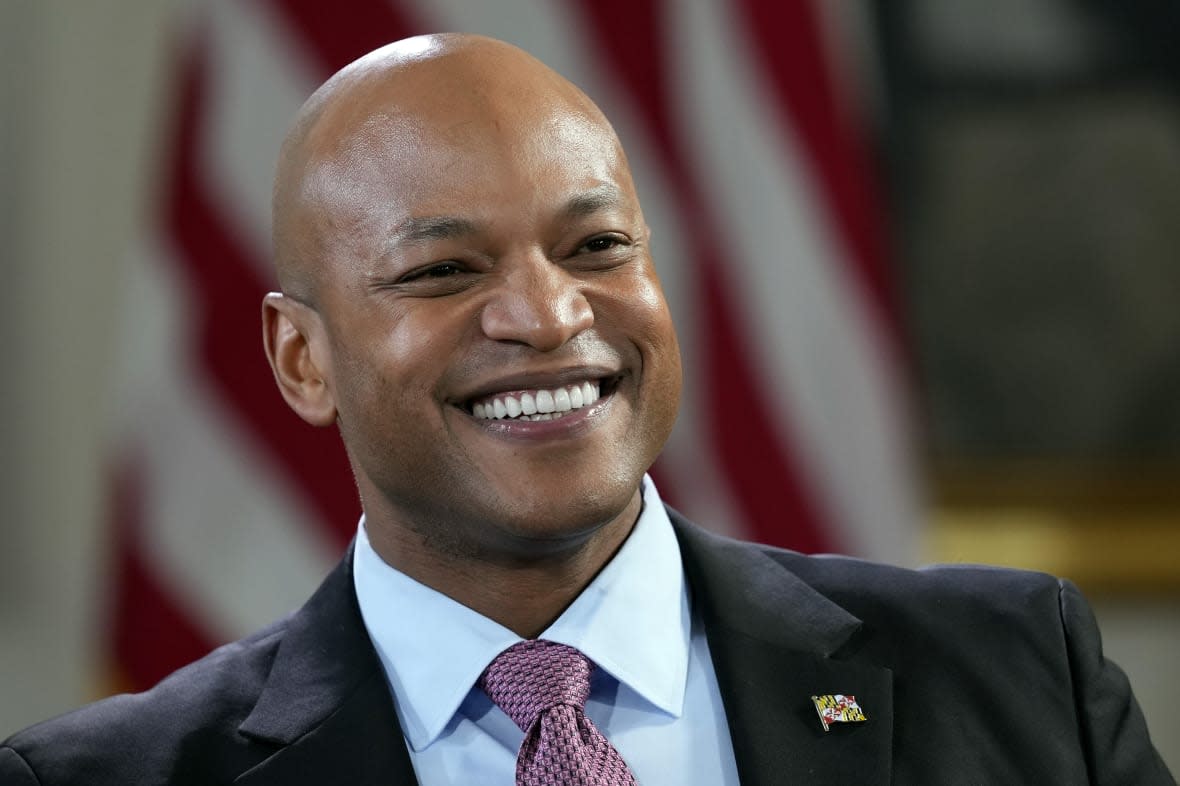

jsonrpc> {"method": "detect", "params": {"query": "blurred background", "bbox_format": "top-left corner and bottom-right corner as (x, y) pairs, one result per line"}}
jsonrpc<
(1, 0), (1177, 770)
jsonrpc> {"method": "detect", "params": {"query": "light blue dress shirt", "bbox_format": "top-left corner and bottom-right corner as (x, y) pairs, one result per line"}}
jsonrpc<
(353, 478), (740, 785)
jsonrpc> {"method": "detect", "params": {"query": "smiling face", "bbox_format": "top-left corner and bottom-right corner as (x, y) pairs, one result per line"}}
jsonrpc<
(269, 36), (681, 569)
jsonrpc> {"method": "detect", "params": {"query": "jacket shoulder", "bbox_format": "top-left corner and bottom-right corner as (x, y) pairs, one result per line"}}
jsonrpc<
(1, 619), (289, 785)
(674, 512), (1073, 666)
(674, 509), (1068, 630)
(774, 546), (1067, 618)
(760, 539), (1079, 662)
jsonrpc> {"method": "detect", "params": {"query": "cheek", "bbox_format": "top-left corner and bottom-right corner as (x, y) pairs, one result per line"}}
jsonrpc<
(384, 317), (450, 377)
(333, 312), (454, 421)
(593, 269), (683, 408)
(617, 272), (681, 366)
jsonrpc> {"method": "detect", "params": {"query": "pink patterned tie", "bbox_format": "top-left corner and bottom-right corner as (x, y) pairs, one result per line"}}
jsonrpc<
(478, 640), (638, 785)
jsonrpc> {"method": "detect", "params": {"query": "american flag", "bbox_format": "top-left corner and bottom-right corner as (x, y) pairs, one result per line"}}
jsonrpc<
(107, 0), (919, 691)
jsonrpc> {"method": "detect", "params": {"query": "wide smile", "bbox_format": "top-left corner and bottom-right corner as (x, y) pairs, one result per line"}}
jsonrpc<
(455, 372), (623, 432)
(470, 379), (605, 422)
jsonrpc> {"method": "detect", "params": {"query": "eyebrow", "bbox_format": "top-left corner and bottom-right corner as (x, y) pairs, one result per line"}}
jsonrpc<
(386, 186), (627, 250)
(389, 215), (482, 248)
(559, 186), (626, 220)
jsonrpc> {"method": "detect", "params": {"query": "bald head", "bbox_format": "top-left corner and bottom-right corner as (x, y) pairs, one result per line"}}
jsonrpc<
(272, 33), (625, 303)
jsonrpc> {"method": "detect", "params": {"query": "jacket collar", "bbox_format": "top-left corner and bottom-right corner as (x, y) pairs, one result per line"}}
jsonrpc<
(234, 547), (419, 784)
(671, 510), (894, 786)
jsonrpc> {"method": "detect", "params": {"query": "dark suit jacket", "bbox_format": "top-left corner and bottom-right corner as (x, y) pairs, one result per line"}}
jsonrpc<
(2, 510), (1173, 784)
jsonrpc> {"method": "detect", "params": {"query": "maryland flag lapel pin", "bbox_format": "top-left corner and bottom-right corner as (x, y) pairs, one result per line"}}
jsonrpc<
(811, 694), (867, 732)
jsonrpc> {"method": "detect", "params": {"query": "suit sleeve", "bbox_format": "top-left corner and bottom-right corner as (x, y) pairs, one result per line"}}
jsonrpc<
(1059, 579), (1176, 786)
(0, 746), (42, 785)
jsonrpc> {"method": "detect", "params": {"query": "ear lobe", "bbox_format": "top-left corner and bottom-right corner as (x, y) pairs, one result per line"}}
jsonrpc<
(262, 292), (337, 427)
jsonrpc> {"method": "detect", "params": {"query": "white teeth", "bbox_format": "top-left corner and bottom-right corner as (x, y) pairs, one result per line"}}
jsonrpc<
(471, 381), (606, 420)
(554, 388), (571, 412)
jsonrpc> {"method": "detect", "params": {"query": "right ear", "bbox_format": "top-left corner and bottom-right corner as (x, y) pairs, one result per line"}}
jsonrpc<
(262, 292), (337, 426)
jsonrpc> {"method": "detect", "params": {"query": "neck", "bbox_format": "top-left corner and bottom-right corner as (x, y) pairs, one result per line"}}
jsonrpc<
(365, 491), (643, 638)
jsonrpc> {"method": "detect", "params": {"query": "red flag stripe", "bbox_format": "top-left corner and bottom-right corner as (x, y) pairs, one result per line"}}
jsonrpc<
(569, 0), (833, 553)
(261, 0), (419, 77)
(166, 43), (358, 547)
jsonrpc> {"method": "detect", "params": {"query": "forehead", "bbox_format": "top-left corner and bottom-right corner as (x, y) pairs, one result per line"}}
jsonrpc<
(311, 98), (631, 223)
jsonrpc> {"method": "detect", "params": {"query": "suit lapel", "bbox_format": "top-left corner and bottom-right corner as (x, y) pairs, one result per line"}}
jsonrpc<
(235, 670), (414, 785)
(233, 549), (419, 785)
(672, 512), (894, 786)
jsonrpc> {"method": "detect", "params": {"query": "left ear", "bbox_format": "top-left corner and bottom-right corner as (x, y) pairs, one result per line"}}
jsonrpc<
(261, 292), (338, 426)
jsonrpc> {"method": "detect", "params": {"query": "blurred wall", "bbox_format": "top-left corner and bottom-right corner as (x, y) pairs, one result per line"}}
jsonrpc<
(1, 0), (1176, 773)
(0, 0), (176, 731)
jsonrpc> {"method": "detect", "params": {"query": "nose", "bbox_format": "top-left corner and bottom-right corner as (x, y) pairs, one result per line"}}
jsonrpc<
(480, 253), (594, 351)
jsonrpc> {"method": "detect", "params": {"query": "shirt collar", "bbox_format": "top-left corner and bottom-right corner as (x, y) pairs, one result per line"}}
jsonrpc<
(352, 477), (691, 751)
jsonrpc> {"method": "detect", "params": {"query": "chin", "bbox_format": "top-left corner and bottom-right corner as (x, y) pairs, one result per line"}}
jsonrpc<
(477, 478), (642, 549)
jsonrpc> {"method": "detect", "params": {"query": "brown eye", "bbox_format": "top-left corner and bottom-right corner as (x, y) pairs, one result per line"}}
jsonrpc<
(402, 262), (464, 282)
(580, 235), (624, 253)
(423, 263), (462, 278)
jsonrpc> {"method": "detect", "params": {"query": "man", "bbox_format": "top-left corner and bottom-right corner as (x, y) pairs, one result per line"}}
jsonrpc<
(1, 33), (1173, 785)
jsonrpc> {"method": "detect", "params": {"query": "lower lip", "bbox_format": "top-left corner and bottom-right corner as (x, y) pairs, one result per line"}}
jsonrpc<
(465, 393), (612, 440)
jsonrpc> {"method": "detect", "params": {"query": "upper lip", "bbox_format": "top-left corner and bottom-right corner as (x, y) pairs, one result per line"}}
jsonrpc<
(453, 365), (621, 405)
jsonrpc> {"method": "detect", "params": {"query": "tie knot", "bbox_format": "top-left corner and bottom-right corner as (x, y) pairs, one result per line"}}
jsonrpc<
(478, 640), (593, 732)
